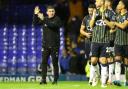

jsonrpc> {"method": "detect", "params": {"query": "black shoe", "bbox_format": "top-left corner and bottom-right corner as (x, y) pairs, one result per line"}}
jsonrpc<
(113, 81), (121, 86)
(113, 81), (117, 85)
(117, 82), (121, 86)
(89, 82), (92, 85)
(40, 81), (47, 85)
(52, 81), (57, 85)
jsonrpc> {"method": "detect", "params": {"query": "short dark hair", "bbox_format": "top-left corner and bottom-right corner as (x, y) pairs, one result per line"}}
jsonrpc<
(46, 5), (55, 11)
(106, 0), (113, 6)
(106, 0), (113, 2)
(121, 0), (128, 10)
(88, 4), (96, 8)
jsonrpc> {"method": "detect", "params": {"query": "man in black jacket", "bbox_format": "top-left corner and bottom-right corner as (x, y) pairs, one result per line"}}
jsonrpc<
(33, 5), (62, 85)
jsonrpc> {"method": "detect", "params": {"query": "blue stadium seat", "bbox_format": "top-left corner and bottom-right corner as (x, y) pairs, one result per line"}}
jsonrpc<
(0, 62), (7, 74)
(17, 56), (27, 75)
(27, 56), (37, 75)
(7, 56), (17, 75)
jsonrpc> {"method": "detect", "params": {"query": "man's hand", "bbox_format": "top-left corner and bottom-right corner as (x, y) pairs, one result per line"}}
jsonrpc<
(110, 29), (116, 33)
(37, 13), (44, 20)
(109, 22), (116, 33)
(90, 9), (96, 28)
(85, 32), (92, 38)
(111, 21), (115, 29)
(80, 50), (85, 54)
(34, 6), (40, 15)
(34, 6), (44, 20)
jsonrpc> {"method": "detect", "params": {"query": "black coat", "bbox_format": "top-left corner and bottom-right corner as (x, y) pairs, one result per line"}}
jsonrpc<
(33, 14), (62, 47)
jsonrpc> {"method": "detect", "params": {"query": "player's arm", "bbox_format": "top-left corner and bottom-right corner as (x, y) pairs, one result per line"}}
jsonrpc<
(90, 17), (95, 28)
(114, 20), (128, 30)
(104, 10), (117, 29)
(104, 19), (116, 33)
(80, 25), (86, 36)
(90, 9), (96, 28)
(104, 20), (115, 29)
(80, 25), (92, 38)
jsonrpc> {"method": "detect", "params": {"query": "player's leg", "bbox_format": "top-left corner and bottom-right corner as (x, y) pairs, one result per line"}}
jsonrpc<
(114, 45), (122, 86)
(124, 58), (128, 86)
(89, 43), (99, 86)
(107, 44), (114, 85)
(85, 40), (91, 80)
(107, 57), (114, 85)
(124, 46), (128, 86)
(90, 57), (99, 86)
(99, 57), (108, 87)
(99, 43), (109, 87)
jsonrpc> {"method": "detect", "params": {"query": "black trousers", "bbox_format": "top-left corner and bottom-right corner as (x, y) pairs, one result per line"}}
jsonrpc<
(41, 46), (59, 81)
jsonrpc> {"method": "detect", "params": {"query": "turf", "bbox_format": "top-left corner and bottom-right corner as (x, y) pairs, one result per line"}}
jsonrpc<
(0, 81), (127, 89)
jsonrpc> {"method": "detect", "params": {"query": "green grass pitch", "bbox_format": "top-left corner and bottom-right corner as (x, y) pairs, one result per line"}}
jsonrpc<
(0, 81), (127, 89)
